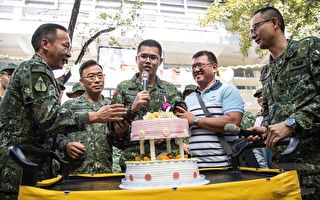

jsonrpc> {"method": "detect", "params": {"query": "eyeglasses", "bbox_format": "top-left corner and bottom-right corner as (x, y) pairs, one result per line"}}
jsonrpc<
(62, 44), (71, 53)
(138, 54), (159, 62)
(191, 63), (214, 70)
(249, 19), (273, 35)
(82, 73), (104, 82)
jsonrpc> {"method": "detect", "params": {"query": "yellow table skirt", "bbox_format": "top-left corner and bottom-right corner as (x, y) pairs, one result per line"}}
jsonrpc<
(18, 168), (301, 200)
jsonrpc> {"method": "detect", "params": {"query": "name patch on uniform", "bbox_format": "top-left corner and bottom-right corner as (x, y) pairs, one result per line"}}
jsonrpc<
(34, 76), (47, 92)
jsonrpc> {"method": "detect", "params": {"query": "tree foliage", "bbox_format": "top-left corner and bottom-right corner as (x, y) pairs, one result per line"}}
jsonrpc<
(61, 0), (142, 83)
(200, 0), (320, 57)
(72, 0), (142, 65)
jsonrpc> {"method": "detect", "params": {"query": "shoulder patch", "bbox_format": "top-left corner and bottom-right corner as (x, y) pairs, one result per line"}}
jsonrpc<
(34, 76), (47, 92)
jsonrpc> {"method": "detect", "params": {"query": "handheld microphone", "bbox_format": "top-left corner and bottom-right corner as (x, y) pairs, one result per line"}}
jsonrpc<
(141, 70), (149, 91)
(224, 123), (261, 138)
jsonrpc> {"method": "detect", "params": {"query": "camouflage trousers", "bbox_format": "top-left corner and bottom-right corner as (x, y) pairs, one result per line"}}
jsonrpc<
(300, 172), (320, 200)
(112, 146), (122, 173)
(0, 192), (17, 200)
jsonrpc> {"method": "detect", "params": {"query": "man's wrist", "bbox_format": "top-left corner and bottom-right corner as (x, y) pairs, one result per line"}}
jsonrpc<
(193, 116), (200, 125)
(126, 108), (136, 121)
(284, 117), (297, 131)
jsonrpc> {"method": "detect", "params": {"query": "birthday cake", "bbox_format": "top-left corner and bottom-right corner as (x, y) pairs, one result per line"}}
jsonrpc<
(119, 110), (209, 190)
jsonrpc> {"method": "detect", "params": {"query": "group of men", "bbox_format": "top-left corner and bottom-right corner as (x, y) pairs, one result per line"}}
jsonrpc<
(0, 6), (319, 200)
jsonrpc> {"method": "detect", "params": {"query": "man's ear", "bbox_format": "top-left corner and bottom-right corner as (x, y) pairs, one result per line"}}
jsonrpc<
(79, 78), (84, 85)
(159, 57), (164, 65)
(41, 37), (50, 52)
(271, 17), (280, 29)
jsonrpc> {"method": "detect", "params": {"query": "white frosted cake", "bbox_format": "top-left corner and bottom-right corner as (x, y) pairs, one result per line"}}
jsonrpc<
(119, 111), (209, 190)
(119, 159), (208, 189)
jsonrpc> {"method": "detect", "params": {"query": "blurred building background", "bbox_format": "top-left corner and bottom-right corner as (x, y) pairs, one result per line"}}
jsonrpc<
(0, 0), (268, 113)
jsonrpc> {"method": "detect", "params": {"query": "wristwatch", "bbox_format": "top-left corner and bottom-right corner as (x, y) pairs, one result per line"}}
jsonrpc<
(193, 116), (200, 125)
(284, 117), (296, 129)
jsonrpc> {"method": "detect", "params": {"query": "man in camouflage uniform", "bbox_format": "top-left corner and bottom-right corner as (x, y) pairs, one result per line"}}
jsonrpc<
(0, 63), (18, 100)
(112, 39), (185, 171)
(0, 23), (127, 199)
(248, 7), (320, 199)
(57, 60), (118, 174)
(66, 82), (85, 99)
(182, 84), (197, 100)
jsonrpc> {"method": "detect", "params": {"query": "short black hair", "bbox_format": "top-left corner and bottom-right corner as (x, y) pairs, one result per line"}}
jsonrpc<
(79, 60), (103, 77)
(192, 50), (218, 65)
(137, 39), (162, 57)
(253, 7), (285, 33)
(31, 23), (68, 51)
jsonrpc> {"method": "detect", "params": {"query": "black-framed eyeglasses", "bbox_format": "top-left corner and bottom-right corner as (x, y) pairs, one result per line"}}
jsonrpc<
(191, 62), (214, 70)
(138, 54), (159, 62)
(82, 73), (104, 82)
(249, 19), (273, 35)
(62, 44), (71, 53)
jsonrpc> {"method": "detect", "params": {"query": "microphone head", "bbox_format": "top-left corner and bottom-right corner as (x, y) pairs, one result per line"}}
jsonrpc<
(142, 70), (149, 80)
(224, 123), (240, 134)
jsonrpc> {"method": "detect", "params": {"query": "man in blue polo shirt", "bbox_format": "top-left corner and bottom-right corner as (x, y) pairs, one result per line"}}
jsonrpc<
(176, 50), (244, 168)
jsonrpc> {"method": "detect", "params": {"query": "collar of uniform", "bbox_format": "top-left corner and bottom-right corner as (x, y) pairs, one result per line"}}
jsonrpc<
(269, 39), (297, 62)
(77, 94), (106, 103)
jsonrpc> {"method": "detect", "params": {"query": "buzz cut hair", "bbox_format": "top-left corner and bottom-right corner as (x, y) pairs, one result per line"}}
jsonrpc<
(137, 39), (162, 57)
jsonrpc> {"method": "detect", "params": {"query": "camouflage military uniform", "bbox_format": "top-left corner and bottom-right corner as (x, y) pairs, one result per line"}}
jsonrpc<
(260, 37), (320, 198)
(56, 95), (114, 174)
(240, 111), (255, 129)
(0, 55), (88, 196)
(112, 73), (185, 171)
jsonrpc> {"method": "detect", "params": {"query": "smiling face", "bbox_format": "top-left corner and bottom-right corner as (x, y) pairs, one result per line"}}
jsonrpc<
(192, 55), (217, 89)
(249, 13), (277, 50)
(136, 45), (162, 78)
(80, 64), (105, 95)
(43, 29), (71, 70)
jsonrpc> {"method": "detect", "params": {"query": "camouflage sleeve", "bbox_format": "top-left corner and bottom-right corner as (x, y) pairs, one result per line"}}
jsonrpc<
(290, 37), (320, 130)
(56, 133), (70, 151)
(110, 84), (131, 148)
(55, 100), (77, 151)
(24, 64), (88, 134)
(111, 85), (125, 105)
(241, 111), (255, 129)
(261, 88), (271, 127)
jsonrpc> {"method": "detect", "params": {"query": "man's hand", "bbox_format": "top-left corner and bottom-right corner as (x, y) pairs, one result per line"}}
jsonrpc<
(265, 122), (293, 149)
(247, 126), (268, 141)
(66, 142), (86, 159)
(131, 91), (150, 112)
(89, 104), (127, 123)
(247, 122), (294, 149)
(114, 120), (130, 138)
(175, 106), (195, 125)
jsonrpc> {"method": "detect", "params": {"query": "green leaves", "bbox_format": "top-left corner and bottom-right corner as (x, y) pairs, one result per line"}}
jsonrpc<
(201, 0), (320, 57)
